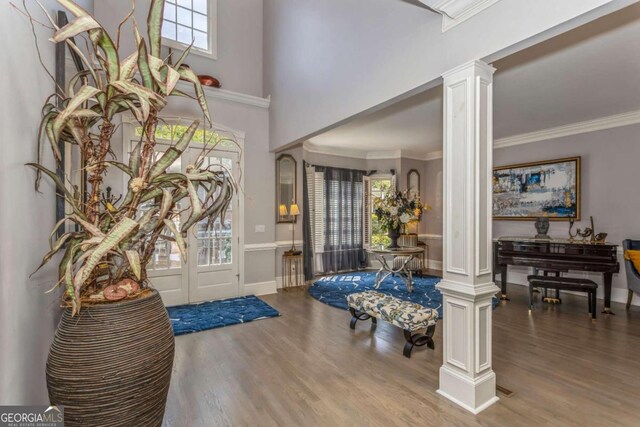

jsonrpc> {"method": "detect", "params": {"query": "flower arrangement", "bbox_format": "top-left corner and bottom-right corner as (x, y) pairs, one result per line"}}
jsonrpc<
(373, 190), (429, 232)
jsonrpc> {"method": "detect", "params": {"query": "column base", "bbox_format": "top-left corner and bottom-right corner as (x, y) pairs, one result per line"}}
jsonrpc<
(437, 365), (499, 414)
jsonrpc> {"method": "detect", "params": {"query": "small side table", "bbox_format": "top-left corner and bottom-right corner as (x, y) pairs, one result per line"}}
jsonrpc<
(282, 253), (303, 290)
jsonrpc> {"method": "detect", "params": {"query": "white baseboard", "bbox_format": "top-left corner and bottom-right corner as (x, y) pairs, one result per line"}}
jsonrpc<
(428, 260), (443, 271)
(244, 280), (277, 296)
(498, 266), (638, 307)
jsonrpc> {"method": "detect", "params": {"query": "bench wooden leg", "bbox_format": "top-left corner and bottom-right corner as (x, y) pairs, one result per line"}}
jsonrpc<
(349, 307), (376, 330)
(402, 325), (436, 358)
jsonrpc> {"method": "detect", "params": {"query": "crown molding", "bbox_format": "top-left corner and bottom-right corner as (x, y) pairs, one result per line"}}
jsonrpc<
(304, 142), (432, 162)
(419, 0), (503, 32)
(176, 81), (271, 109)
(493, 109), (640, 149)
(421, 109), (640, 161)
(307, 109), (640, 164)
(64, 55), (270, 110)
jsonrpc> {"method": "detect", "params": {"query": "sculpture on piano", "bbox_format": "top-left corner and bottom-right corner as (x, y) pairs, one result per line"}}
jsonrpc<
(568, 216), (607, 244)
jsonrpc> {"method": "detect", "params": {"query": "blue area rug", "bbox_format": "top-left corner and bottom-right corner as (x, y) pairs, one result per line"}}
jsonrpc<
(308, 272), (498, 317)
(167, 295), (279, 336)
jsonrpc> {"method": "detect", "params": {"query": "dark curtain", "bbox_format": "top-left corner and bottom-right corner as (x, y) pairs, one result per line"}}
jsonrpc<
(302, 162), (314, 281)
(315, 165), (366, 273)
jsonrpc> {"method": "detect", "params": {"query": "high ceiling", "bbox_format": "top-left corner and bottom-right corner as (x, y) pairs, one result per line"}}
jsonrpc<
(307, 3), (640, 157)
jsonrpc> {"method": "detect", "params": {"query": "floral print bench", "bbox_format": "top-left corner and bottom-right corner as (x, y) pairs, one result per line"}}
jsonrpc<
(347, 290), (439, 358)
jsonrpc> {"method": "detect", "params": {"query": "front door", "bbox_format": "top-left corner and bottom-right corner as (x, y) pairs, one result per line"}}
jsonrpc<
(130, 130), (241, 306)
(187, 152), (240, 302)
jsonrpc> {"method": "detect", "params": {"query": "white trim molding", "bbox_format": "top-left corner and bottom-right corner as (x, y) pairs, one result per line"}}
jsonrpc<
(494, 109), (640, 148)
(419, 234), (444, 241)
(276, 240), (303, 248)
(419, 0), (503, 32)
(176, 80), (270, 109)
(303, 141), (426, 162)
(423, 109), (640, 161)
(244, 243), (278, 252)
(244, 280), (277, 296)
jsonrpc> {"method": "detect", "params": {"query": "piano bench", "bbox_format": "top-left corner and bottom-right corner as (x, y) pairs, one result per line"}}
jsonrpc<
(527, 276), (598, 319)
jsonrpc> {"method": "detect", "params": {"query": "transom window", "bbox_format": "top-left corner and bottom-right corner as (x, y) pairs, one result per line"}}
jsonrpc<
(162, 0), (217, 59)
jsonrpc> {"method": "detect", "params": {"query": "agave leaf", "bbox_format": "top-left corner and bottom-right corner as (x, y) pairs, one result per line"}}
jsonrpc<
(148, 121), (199, 179)
(147, 0), (166, 58)
(178, 66), (211, 125)
(163, 219), (186, 262)
(120, 51), (139, 80)
(140, 187), (164, 203)
(173, 41), (194, 69)
(101, 160), (133, 177)
(165, 66), (180, 95)
(137, 40), (154, 89)
(88, 28), (120, 83)
(57, 0), (92, 18)
(80, 236), (104, 251)
(52, 85), (101, 143)
(74, 217), (139, 288)
(124, 100), (144, 123)
(137, 207), (159, 228)
(65, 257), (78, 314)
(72, 214), (105, 237)
(148, 55), (167, 93)
(50, 14), (100, 42)
(44, 116), (62, 162)
(182, 179), (202, 231)
(157, 188), (173, 222)
(125, 250), (141, 280)
(27, 163), (73, 201)
(129, 141), (142, 176)
(31, 232), (76, 277)
(67, 70), (94, 97)
(38, 111), (60, 165)
(71, 109), (101, 119)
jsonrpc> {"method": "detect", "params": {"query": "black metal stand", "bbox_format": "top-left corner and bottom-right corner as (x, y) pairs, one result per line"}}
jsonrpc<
(349, 307), (377, 330)
(402, 325), (436, 358)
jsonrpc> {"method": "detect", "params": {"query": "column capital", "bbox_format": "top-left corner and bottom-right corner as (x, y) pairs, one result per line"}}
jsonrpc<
(442, 59), (496, 81)
(437, 280), (499, 301)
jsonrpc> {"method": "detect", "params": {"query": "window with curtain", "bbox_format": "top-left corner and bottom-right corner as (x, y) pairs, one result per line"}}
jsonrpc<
(305, 165), (366, 274)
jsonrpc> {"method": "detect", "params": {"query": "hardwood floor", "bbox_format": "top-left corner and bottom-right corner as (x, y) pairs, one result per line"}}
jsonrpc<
(163, 281), (640, 426)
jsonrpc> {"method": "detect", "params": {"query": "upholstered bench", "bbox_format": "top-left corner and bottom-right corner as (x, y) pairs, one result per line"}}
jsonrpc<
(527, 275), (598, 319)
(347, 290), (438, 358)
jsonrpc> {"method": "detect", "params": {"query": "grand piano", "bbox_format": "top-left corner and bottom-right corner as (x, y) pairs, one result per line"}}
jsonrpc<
(495, 237), (620, 314)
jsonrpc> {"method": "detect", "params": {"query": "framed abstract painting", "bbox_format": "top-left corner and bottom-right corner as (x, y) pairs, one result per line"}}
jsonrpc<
(493, 157), (581, 221)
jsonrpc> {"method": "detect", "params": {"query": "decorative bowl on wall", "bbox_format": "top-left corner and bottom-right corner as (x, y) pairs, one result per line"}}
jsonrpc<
(198, 75), (221, 88)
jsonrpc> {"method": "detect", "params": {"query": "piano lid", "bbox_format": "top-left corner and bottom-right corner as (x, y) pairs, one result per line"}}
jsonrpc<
(497, 236), (617, 246)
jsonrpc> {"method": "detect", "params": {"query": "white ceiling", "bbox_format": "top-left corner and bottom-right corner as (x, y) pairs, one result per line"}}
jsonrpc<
(307, 3), (640, 157)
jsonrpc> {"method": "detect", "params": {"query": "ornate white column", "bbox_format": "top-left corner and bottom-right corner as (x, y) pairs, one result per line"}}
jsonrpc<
(436, 60), (499, 414)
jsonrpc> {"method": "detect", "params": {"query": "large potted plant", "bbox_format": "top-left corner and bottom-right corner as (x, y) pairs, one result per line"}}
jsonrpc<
(27, 0), (234, 425)
(373, 190), (428, 248)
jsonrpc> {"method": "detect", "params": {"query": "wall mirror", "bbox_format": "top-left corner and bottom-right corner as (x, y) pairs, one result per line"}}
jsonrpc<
(276, 154), (297, 223)
(407, 169), (420, 198)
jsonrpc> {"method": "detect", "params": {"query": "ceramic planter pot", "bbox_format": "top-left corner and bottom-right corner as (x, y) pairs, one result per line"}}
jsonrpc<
(46, 289), (174, 426)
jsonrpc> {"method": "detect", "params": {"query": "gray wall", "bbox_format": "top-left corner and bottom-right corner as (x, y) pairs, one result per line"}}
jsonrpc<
(423, 124), (640, 299)
(263, 0), (628, 149)
(96, 0), (264, 97)
(0, 0), (94, 405)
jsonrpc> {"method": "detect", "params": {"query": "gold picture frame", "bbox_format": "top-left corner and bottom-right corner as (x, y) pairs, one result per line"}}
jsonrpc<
(493, 156), (581, 221)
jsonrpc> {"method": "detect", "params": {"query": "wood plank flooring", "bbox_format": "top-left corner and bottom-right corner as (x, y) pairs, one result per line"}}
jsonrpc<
(163, 280), (640, 426)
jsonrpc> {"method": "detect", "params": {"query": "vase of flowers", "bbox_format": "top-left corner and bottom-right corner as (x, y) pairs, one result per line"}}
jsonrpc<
(373, 190), (428, 248)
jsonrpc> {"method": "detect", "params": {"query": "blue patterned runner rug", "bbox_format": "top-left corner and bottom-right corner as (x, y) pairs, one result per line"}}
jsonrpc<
(168, 295), (280, 336)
